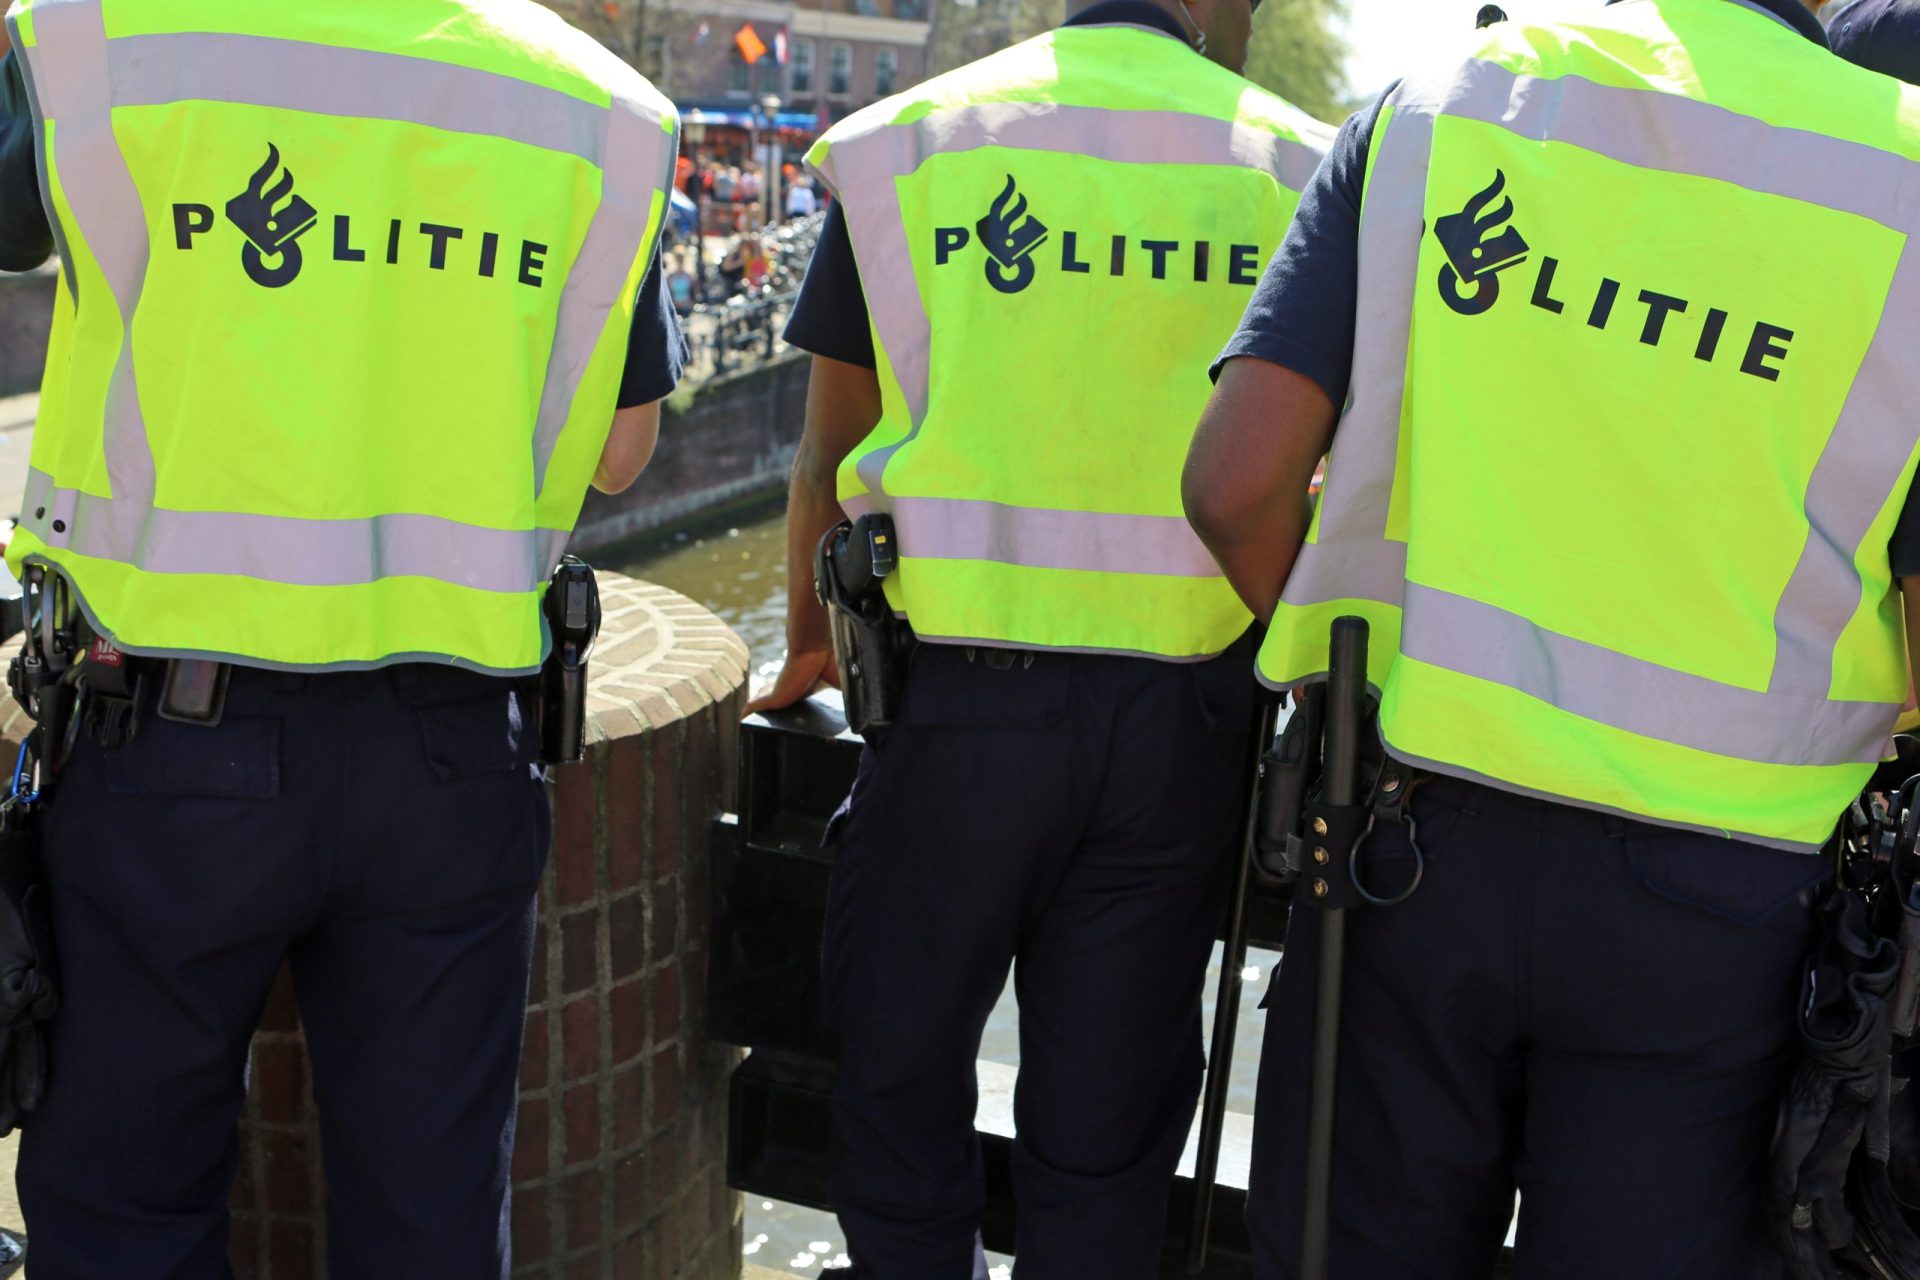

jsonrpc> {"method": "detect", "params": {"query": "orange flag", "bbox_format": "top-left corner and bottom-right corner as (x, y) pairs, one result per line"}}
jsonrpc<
(735, 22), (768, 64)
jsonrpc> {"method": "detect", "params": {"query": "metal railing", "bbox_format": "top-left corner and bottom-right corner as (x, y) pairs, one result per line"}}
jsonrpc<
(673, 212), (823, 381)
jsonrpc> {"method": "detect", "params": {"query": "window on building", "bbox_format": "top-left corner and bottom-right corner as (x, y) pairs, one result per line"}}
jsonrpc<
(643, 34), (666, 82)
(792, 40), (814, 94)
(829, 44), (852, 97)
(875, 48), (898, 97)
(854, 0), (878, 14)
(758, 56), (782, 95)
(729, 49), (750, 95)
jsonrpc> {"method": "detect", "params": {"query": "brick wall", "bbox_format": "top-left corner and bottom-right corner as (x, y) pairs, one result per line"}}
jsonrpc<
(571, 350), (808, 556)
(225, 575), (750, 1279)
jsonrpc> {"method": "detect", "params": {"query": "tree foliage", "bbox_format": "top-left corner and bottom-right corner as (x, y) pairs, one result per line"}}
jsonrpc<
(1241, 0), (1350, 125)
(931, 0), (1351, 121)
(928, 0), (1069, 76)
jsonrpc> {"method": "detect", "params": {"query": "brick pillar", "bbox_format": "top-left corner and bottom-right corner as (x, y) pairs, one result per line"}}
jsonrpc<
(224, 574), (749, 1279)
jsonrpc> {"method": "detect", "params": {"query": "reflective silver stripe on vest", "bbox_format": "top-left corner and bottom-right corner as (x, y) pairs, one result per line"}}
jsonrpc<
(1403, 584), (1898, 768)
(815, 99), (1326, 502)
(21, 469), (569, 593)
(1444, 62), (1920, 232)
(21, 0), (158, 504)
(881, 495), (1222, 577)
(1277, 84), (1434, 609)
(535, 96), (677, 496)
(5, 9), (72, 301)
(106, 33), (610, 161)
(1770, 239), (1920, 695)
(1284, 61), (1920, 765)
(1281, 536), (1406, 608)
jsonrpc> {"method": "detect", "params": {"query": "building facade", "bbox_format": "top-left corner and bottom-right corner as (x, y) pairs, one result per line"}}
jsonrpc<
(925, 0), (1065, 76)
(536, 0), (931, 130)
(783, 0), (931, 127)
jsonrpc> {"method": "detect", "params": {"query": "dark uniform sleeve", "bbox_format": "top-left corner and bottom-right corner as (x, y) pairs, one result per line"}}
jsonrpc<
(1831, 1), (1920, 574)
(0, 52), (53, 273)
(617, 244), (686, 408)
(1890, 480), (1920, 579)
(782, 201), (877, 370)
(1829, 0), (1920, 83)
(1209, 89), (1393, 404)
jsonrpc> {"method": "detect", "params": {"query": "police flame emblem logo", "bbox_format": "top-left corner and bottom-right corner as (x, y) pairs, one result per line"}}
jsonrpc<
(1433, 169), (1529, 316)
(225, 145), (319, 289)
(975, 175), (1049, 296)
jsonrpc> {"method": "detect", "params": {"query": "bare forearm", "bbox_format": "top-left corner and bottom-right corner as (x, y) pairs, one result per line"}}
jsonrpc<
(783, 439), (844, 654)
(1184, 357), (1337, 621)
(1193, 492), (1314, 623)
(742, 354), (883, 712)
(592, 403), (661, 494)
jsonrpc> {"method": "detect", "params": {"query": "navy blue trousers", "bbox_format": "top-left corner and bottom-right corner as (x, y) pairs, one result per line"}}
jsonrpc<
(1249, 774), (1828, 1279)
(17, 665), (549, 1280)
(823, 640), (1259, 1280)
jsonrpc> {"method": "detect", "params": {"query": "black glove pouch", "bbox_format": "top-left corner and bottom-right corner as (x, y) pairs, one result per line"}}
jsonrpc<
(1773, 889), (1901, 1275)
(0, 806), (55, 1137)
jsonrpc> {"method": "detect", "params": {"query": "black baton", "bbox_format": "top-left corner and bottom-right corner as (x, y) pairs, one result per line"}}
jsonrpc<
(1185, 695), (1281, 1272)
(1302, 617), (1369, 1277)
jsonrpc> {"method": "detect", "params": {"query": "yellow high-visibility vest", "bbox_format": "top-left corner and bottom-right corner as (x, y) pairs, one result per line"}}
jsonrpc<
(1260, 0), (1920, 849)
(4, 0), (678, 673)
(809, 23), (1332, 660)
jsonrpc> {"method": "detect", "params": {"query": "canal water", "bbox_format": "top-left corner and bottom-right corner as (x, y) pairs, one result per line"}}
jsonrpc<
(626, 512), (1280, 1276)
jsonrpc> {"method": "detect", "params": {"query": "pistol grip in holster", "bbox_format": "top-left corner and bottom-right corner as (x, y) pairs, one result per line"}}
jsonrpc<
(815, 515), (912, 737)
(1255, 685), (1325, 886)
(540, 557), (602, 767)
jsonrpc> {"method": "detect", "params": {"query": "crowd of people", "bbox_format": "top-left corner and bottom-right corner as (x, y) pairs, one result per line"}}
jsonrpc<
(662, 147), (826, 314)
(677, 149), (826, 238)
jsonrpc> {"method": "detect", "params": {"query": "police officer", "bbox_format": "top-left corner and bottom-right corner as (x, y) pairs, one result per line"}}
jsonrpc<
(1183, 0), (1920, 1275)
(749, 1), (1331, 1275)
(0, 1), (682, 1274)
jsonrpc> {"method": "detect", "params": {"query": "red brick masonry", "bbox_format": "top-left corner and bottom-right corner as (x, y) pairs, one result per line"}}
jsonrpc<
(220, 575), (750, 1279)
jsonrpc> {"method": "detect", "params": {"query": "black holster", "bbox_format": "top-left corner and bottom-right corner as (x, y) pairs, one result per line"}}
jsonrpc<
(1253, 684), (1421, 907)
(0, 564), (68, 1135)
(539, 557), (601, 766)
(1255, 684), (1323, 886)
(0, 804), (54, 1136)
(815, 515), (915, 736)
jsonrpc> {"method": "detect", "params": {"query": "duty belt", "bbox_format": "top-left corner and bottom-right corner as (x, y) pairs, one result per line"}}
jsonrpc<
(77, 637), (229, 749)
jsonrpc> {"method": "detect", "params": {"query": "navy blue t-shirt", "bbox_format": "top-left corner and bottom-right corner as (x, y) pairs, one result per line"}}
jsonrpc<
(0, 52), (47, 274)
(1830, 0), (1920, 83)
(0, 52), (682, 409)
(1217, 0), (1920, 574)
(783, 0), (1192, 369)
(785, 202), (874, 369)
(1828, 0), (1920, 567)
(1208, 90), (1386, 403)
